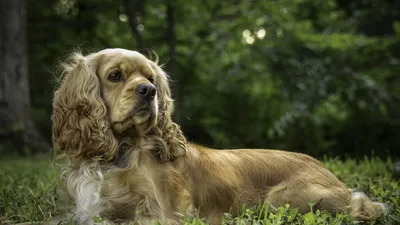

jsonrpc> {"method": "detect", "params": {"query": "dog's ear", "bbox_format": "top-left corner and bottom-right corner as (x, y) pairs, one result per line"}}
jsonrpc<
(149, 61), (187, 162)
(52, 52), (118, 162)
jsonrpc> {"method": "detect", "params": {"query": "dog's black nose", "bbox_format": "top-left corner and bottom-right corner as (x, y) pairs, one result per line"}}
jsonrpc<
(135, 83), (156, 101)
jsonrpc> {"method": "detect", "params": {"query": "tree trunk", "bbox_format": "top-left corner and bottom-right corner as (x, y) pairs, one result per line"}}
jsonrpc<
(124, 0), (146, 50)
(0, 0), (50, 154)
(165, 0), (181, 124)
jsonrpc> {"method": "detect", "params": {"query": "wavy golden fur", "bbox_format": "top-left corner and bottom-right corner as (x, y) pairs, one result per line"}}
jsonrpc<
(52, 48), (386, 225)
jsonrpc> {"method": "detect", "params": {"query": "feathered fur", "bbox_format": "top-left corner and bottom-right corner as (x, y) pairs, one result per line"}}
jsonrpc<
(51, 48), (386, 225)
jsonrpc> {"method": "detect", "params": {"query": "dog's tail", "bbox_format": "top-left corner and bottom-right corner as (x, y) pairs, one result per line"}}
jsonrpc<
(347, 191), (387, 221)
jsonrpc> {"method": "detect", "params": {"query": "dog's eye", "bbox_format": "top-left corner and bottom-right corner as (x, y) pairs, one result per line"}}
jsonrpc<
(107, 71), (124, 82)
(148, 78), (155, 83)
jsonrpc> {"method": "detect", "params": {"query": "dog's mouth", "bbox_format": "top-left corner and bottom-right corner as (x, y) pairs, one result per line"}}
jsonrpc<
(112, 103), (157, 134)
(132, 103), (157, 120)
(134, 106), (152, 117)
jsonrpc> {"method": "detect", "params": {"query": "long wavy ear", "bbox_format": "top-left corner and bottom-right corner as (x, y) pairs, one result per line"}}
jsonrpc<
(52, 52), (118, 163)
(150, 61), (187, 162)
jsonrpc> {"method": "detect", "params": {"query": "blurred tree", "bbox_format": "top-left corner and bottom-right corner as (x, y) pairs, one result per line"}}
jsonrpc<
(0, 0), (50, 154)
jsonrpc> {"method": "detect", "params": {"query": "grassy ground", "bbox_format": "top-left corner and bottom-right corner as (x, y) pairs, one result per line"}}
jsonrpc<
(0, 156), (399, 225)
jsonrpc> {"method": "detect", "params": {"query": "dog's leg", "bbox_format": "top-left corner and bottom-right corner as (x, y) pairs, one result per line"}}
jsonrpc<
(134, 216), (184, 225)
(66, 163), (106, 225)
(347, 191), (387, 220)
(265, 176), (351, 214)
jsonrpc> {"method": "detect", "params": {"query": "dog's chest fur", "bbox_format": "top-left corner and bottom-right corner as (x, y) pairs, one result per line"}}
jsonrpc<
(66, 149), (190, 224)
(102, 159), (170, 220)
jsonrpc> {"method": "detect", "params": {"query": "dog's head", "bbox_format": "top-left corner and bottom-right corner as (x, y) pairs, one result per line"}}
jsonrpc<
(52, 48), (186, 162)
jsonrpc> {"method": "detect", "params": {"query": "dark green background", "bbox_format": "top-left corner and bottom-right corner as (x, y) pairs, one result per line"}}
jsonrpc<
(26, 0), (400, 158)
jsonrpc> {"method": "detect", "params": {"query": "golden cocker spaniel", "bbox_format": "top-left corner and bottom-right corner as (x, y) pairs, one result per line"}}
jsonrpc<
(52, 48), (386, 225)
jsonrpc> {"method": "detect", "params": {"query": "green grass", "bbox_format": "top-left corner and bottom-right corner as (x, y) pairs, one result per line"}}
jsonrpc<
(0, 156), (399, 225)
(0, 155), (60, 224)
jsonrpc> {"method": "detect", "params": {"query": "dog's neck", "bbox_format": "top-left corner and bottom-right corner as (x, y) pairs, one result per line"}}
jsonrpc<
(113, 133), (169, 168)
(114, 127), (140, 139)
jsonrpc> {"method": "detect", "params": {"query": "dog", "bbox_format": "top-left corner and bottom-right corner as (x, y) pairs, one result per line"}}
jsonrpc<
(51, 48), (386, 224)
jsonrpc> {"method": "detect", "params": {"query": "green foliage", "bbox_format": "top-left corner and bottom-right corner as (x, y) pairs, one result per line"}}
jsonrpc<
(0, 156), (399, 224)
(25, 0), (400, 157)
(219, 203), (354, 225)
